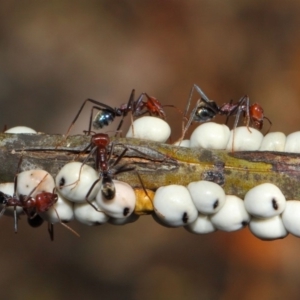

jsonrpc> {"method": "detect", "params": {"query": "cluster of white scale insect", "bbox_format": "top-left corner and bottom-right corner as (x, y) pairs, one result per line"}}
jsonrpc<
(3, 117), (300, 241)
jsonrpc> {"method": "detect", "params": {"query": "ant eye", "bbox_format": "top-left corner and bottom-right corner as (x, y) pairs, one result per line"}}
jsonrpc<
(211, 195), (250, 231)
(153, 185), (198, 227)
(187, 180), (226, 214)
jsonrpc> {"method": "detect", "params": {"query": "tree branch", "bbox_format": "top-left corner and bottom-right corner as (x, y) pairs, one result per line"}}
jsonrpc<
(0, 133), (299, 214)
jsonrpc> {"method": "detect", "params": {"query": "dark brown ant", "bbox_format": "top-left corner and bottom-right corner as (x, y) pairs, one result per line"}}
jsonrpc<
(65, 89), (176, 137)
(182, 84), (272, 138)
(0, 173), (79, 239)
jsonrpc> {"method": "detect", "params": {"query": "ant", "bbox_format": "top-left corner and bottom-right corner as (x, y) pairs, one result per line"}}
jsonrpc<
(65, 89), (176, 137)
(182, 84), (272, 139)
(58, 133), (134, 213)
(0, 171), (79, 240)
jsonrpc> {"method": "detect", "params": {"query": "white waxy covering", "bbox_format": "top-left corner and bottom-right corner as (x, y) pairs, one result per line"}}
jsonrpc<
(190, 122), (230, 149)
(259, 132), (286, 151)
(173, 139), (190, 147)
(281, 201), (300, 237)
(5, 126), (37, 134)
(74, 201), (109, 226)
(210, 195), (250, 231)
(96, 180), (136, 219)
(40, 193), (74, 223)
(226, 126), (263, 151)
(153, 185), (198, 227)
(17, 170), (55, 197)
(55, 162), (101, 203)
(285, 131), (300, 153)
(126, 116), (171, 142)
(187, 180), (226, 214)
(249, 216), (288, 240)
(185, 213), (216, 234)
(0, 182), (23, 215)
(244, 183), (286, 218)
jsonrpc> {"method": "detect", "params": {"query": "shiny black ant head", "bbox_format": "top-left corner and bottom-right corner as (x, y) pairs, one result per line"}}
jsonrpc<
(101, 177), (115, 200)
(93, 109), (116, 129)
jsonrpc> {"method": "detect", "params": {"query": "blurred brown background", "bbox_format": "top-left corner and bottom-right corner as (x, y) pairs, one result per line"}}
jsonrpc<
(1, 1), (300, 299)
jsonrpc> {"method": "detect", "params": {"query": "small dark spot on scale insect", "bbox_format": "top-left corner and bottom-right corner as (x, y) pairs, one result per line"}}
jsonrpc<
(213, 199), (219, 209)
(272, 198), (278, 210)
(241, 221), (248, 227)
(123, 207), (130, 216)
(26, 185), (29, 188)
(182, 212), (188, 224)
(59, 177), (65, 187)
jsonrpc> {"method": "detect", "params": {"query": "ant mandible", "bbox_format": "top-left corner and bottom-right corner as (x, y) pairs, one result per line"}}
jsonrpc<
(65, 89), (174, 137)
(182, 84), (272, 137)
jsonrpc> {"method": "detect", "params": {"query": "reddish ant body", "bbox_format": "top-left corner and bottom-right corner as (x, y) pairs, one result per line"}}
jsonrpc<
(65, 89), (174, 136)
(0, 173), (79, 239)
(183, 84), (272, 136)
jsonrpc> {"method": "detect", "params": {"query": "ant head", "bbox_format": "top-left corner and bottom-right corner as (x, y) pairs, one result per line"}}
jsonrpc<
(143, 94), (166, 118)
(91, 133), (110, 147)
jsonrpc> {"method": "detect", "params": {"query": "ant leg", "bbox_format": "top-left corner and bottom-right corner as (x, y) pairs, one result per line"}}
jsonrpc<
(65, 98), (115, 138)
(48, 223), (54, 241)
(53, 207), (80, 237)
(115, 89), (136, 136)
(85, 178), (103, 212)
(13, 207), (18, 233)
(264, 116), (272, 134)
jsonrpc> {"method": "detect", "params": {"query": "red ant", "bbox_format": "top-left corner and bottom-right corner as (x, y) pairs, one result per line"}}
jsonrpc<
(65, 89), (176, 137)
(0, 172), (79, 240)
(182, 84), (272, 138)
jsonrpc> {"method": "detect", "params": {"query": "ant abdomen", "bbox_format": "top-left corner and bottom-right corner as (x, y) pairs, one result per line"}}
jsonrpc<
(101, 177), (116, 200)
(194, 106), (216, 122)
(93, 110), (116, 129)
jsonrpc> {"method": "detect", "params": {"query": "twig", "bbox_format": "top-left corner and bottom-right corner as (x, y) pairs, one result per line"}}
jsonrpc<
(0, 133), (299, 214)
